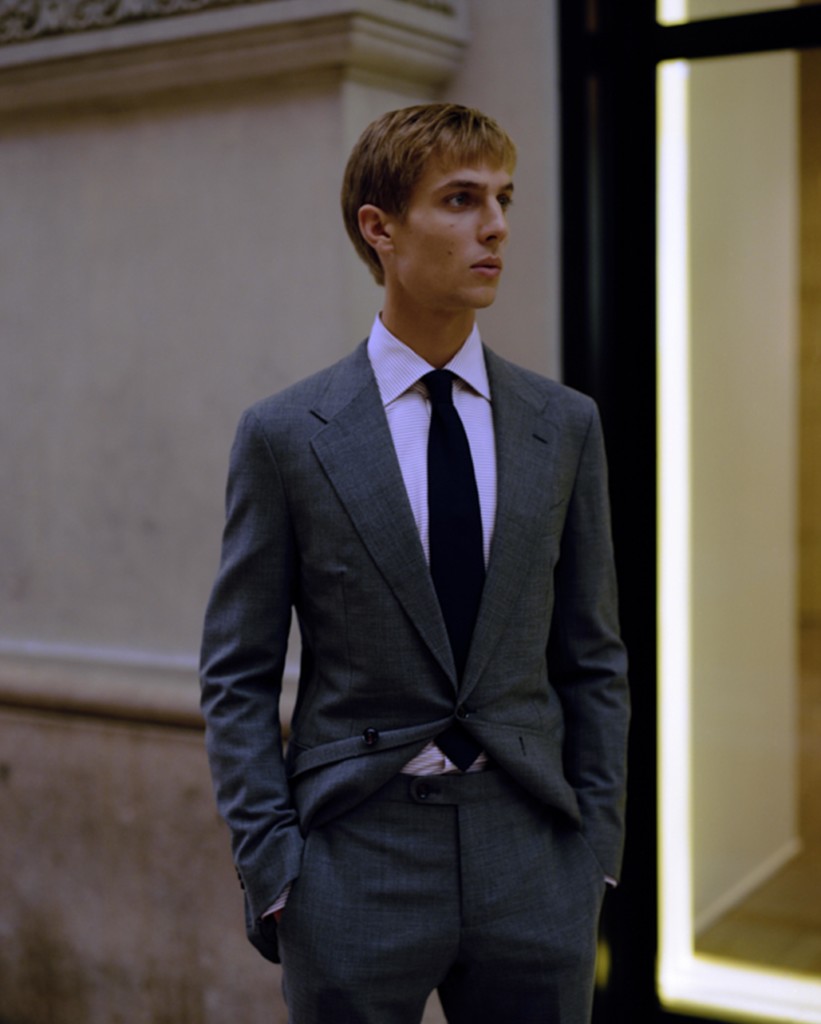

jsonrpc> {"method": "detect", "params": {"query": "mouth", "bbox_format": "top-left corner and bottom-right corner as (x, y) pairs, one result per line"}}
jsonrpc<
(471, 257), (503, 276)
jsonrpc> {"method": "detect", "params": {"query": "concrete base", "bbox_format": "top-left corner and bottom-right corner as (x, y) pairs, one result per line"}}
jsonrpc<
(0, 705), (282, 1023)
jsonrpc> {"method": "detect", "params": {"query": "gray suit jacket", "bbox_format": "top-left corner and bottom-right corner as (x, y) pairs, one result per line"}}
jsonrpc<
(200, 341), (629, 962)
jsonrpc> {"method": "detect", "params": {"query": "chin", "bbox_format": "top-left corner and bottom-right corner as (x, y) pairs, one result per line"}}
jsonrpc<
(471, 291), (500, 309)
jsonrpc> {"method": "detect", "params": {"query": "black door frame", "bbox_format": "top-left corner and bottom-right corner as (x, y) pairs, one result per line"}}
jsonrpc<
(558, 3), (821, 1021)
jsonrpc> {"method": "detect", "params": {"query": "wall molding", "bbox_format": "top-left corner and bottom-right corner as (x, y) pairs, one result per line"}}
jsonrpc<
(0, 649), (202, 729)
(0, 0), (467, 112)
(0, 0), (259, 45)
(0, 645), (298, 731)
(0, 0), (455, 45)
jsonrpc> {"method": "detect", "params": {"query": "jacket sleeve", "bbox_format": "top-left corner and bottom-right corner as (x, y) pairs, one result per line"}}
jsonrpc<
(547, 401), (630, 881)
(199, 407), (304, 958)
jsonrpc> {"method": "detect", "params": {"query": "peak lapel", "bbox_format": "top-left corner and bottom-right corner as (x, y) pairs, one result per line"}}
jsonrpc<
(460, 351), (562, 698)
(308, 346), (456, 682)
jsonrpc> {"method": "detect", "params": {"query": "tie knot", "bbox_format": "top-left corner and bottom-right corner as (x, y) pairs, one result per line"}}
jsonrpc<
(424, 369), (455, 408)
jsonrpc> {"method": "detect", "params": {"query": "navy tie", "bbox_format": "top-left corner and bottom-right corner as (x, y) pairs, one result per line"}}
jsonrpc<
(424, 369), (485, 770)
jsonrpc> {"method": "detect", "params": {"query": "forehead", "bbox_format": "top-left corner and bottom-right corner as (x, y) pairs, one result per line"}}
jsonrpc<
(411, 159), (514, 197)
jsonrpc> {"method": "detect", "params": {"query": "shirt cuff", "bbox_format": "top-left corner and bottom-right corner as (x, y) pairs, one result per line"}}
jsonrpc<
(262, 882), (292, 918)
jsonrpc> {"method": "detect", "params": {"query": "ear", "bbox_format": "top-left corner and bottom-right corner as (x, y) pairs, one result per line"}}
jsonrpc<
(357, 204), (396, 257)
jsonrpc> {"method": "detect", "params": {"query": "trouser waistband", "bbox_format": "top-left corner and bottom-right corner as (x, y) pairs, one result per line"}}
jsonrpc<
(374, 765), (529, 807)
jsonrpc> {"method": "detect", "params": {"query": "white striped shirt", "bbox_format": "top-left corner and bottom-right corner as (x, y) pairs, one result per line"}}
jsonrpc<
(367, 315), (497, 565)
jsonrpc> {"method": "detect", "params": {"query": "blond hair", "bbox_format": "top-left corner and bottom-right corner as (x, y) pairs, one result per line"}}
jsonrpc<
(341, 103), (517, 285)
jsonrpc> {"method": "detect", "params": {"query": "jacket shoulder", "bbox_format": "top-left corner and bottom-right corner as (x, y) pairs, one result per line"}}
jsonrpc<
(483, 347), (598, 423)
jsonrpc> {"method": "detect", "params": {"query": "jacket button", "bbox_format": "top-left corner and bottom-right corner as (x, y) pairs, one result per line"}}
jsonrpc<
(411, 779), (441, 801)
(456, 704), (470, 720)
(362, 727), (379, 747)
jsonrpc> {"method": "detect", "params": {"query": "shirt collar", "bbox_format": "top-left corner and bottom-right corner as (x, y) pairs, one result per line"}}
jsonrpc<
(367, 313), (491, 406)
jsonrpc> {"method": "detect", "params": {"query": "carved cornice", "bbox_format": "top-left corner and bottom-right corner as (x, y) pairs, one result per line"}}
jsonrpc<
(0, 0), (467, 112)
(0, 0), (454, 46)
(0, 2), (265, 46)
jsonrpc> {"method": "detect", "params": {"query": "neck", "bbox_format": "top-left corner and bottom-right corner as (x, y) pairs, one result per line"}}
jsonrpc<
(379, 304), (475, 368)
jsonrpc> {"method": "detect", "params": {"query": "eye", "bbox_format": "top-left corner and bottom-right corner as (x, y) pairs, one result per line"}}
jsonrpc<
(498, 193), (514, 211)
(446, 192), (473, 208)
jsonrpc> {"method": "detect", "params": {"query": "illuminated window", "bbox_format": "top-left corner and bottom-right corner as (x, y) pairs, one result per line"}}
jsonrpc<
(657, 37), (821, 1024)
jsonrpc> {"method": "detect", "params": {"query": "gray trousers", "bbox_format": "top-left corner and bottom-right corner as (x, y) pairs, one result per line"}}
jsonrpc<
(277, 768), (605, 1024)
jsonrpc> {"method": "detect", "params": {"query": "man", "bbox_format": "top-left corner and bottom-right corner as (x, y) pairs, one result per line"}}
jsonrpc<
(200, 103), (629, 1024)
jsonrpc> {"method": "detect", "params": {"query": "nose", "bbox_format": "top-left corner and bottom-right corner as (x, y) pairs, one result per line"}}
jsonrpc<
(481, 198), (509, 244)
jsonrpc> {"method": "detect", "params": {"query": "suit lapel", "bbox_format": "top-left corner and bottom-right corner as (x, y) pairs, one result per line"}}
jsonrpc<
(308, 344), (456, 681)
(460, 349), (562, 699)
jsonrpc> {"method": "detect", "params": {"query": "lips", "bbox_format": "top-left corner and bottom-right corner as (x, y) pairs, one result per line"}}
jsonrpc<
(470, 254), (501, 274)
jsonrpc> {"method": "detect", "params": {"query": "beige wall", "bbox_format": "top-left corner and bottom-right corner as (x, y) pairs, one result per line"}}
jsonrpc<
(801, 45), (821, 646)
(0, 3), (560, 1021)
(799, 36), (821, 862)
(687, 49), (799, 926)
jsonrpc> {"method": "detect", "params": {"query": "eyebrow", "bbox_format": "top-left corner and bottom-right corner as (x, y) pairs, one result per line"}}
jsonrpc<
(436, 178), (514, 195)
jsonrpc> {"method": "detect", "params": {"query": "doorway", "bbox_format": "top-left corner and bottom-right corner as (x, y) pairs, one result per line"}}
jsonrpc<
(560, 2), (821, 1021)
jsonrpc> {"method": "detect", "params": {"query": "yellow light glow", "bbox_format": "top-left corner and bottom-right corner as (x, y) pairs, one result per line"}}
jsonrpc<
(658, 0), (687, 26)
(655, 58), (821, 1023)
(657, 55), (694, 979)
